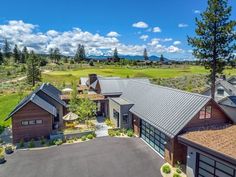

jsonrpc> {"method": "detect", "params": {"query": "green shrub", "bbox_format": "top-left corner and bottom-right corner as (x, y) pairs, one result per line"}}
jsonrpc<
(0, 138), (3, 144)
(87, 134), (94, 139)
(73, 136), (78, 141)
(115, 130), (121, 136)
(108, 130), (115, 137)
(40, 137), (46, 145)
(81, 136), (87, 141)
(48, 140), (55, 146)
(54, 139), (63, 146)
(66, 139), (74, 143)
(105, 118), (114, 127)
(176, 168), (182, 174)
(162, 164), (171, 174)
(5, 144), (13, 153)
(173, 173), (181, 177)
(28, 139), (35, 148)
(126, 129), (134, 137)
(0, 146), (4, 155)
(92, 132), (96, 138)
(19, 139), (24, 148)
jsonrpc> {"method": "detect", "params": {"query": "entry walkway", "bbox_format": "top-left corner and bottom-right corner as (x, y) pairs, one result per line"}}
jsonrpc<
(95, 116), (109, 137)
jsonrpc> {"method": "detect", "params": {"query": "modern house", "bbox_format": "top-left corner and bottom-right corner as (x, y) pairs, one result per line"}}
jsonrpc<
(5, 83), (67, 143)
(82, 74), (236, 177)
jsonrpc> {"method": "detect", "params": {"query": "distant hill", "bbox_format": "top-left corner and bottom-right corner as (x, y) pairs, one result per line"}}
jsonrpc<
(88, 55), (170, 61)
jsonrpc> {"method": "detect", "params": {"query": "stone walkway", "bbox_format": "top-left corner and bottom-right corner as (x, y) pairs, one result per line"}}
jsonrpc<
(95, 116), (109, 137)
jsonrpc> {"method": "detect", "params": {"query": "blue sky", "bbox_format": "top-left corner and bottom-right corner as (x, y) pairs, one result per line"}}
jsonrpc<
(0, 0), (235, 59)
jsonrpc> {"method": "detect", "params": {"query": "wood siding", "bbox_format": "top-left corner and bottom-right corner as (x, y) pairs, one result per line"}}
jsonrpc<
(12, 102), (53, 143)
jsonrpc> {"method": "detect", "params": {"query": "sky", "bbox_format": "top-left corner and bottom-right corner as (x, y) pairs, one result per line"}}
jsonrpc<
(0, 0), (235, 60)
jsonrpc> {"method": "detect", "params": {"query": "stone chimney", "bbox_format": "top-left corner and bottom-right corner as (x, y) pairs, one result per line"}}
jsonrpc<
(88, 74), (97, 85)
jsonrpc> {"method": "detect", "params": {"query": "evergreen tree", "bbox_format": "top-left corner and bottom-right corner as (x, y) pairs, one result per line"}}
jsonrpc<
(13, 44), (21, 63)
(3, 39), (11, 59)
(160, 54), (164, 62)
(49, 48), (54, 62)
(53, 48), (61, 63)
(143, 48), (149, 60)
(26, 51), (41, 86)
(0, 48), (3, 65)
(113, 48), (120, 62)
(21, 46), (28, 63)
(74, 44), (86, 63)
(188, 0), (236, 99)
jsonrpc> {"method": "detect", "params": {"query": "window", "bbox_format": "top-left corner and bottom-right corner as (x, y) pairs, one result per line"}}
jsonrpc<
(113, 109), (119, 119)
(122, 114), (128, 124)
(199, 106), (212, 119)
(29, 120), (36, 125)
(21, 120), (43, 126)
(21, 121), (29, 126)
(217, 88), (224, 95)
(36, 120), (43, 124)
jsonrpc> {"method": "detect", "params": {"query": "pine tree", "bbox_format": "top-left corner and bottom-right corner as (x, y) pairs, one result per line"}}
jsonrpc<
(74, 44), (86, 63)
(53, 48), (61, 63)
(49, 48), (54, 62)
(0, 48), (3, 65)
(143, 48), (149, 60)
(3, 39), (11, 59)
(26, 51), (41, 86)
(160, 54), (164, 62)
(13, 44), (21, 63)
(188, 0), (236, 99)
(113, 48), (120, 62)
(21, 46), (28, 63)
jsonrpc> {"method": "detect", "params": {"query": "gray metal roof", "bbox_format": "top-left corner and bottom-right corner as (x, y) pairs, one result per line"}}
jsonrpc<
(120, 81), (211, 138)
(110, 97), (133, 105)
(5, 93), (57, 120)
(98, 78), (150, 96)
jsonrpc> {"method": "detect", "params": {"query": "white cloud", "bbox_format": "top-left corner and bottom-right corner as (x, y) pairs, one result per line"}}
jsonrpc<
(106, 31), (120, 37)
(194, 10), (201, 14)
(140, 35), (149, 41)
(178, 23), (188, 28)
(132, 21), (148, 28)
(173, 41), (181, 45)
(0, 20), (184, 56)
(153, 27), (161, 33)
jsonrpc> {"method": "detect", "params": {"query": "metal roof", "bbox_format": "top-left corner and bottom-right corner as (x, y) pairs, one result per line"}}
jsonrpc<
(98, 78), (150, 96)
(5, 93), (57, 120)
(80, 77), (89, 86)
(120, 81), (211, 138)
(110, 97), (133, 105)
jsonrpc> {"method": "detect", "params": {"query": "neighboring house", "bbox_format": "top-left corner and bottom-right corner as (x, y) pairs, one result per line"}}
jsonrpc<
(82, 74), (235, 176)
(202, 76), (236, 123)
(5, 83), (67, 143)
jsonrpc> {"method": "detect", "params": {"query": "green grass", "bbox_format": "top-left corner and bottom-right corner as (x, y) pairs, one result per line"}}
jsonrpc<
(0, 94), (22, 127)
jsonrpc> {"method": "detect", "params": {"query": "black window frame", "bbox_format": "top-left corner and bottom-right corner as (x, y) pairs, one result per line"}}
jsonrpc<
(21, 119), (43, 126)
(122, 114), (128, 124)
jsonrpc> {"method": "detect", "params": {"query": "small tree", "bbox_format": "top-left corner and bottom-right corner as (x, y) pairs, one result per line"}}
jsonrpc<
(13, 44), (21, 63)
(74, 44), (86, 63)
(143, 48), (149, 61)
(69, 82), (79, 113)
(21, 46), (28, 63)
(54, 48), (61, 64)
(3, 39), (11, 59)
(188, 0), (236, 99)
(113, 48), (120, 62)
(160, 54), (164, 62)
(76, 98), (97, 126)
(0, 48), (3, 65)
(26, 51), (41, 86)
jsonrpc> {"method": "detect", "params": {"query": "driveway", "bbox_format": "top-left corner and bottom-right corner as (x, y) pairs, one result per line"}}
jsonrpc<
(95, 116), (109, 137)
(0, 137), (164, 177)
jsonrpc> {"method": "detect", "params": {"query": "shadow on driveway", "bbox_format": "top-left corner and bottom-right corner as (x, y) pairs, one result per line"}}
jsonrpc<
(0, 137), (164, 177)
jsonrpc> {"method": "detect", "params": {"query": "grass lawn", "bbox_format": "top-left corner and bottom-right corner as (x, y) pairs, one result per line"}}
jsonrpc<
(0, 94), (22, 128)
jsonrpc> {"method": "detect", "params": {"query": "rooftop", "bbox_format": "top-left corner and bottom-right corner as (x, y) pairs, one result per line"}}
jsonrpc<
(110, 97), (133, 105)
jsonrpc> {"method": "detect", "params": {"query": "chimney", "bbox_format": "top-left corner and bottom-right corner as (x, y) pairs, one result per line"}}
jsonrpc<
(88, 74), (97, 85)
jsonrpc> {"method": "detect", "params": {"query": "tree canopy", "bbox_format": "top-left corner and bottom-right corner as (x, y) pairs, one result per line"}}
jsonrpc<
(74, 44), (86, 63)
(143, 48), (149, 60)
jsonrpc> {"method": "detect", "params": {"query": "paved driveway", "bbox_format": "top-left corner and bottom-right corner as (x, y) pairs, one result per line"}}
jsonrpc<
(0, 137), (164, 177)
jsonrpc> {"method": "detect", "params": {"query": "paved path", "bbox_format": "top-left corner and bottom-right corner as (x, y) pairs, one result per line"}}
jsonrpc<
(0, 137), (164, 177)
(95, 116), (109, 137)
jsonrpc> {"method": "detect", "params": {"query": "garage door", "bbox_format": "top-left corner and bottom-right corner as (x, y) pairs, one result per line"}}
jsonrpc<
(140, 119), (166, 157)
(196, 153), (236, 177)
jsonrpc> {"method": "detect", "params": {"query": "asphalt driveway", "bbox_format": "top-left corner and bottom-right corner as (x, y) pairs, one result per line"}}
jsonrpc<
(0, 137), (164, 177)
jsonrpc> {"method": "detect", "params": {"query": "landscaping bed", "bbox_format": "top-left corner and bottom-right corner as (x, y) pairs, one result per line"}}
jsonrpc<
(160, 163), (186, 177)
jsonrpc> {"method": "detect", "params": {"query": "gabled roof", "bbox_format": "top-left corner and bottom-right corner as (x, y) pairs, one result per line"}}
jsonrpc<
(5, 93), (57, 120)
(120, 81), (211, 138)
(98, 78), (150, 96)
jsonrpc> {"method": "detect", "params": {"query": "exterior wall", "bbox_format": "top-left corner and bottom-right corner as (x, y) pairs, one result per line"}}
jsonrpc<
(184, 100), (231, 129)
(12, 102), (53, 143)
(132, 114), (140, 136)
(109, 99), (121, 127)
(36, 90), (64, 127)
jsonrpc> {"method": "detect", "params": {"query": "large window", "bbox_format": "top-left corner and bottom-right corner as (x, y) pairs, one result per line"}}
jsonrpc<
(21, 120), (43, 126)
(197, 154), (235, 177)
(199, 106), (212, 119)
(113, 109), (119, 119)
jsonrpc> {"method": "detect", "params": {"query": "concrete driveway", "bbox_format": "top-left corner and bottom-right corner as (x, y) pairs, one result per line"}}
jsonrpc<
(0, 137), (164, 177)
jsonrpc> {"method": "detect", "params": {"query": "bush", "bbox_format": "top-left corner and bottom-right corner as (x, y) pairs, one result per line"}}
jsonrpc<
(126, 129), (134, 137)
(48, 140), (55, 146)
(5, 144), (13, 154)
(105, 118), (114, 127)
(162, 164), (171, 174)
(28, 139), (35, 148)
(176, 168), (182, 174)
(66, 139), (74, 144)
(81, 136), (87, 141)
(40, 137), (46, 145)
(115, 130), (121, 136)
(54, 139), (63, 146)
(87, 134), (94, 139)
(173, 173), (181, 177)
(0, 146), (4, 155)
(19, 139), (24, 148)
(108, 130), (116, 137)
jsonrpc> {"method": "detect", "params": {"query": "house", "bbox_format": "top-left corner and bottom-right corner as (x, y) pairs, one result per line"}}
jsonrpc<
(5, 83), (67, 143)
(82, 74), (236, 176)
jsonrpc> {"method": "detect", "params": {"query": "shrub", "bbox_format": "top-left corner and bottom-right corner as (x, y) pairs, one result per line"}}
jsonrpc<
(126, 129), (134, 137)
(173, 173), (181, 177)
(92, 132), (96, 138)
(87, 134), (94, 139)
(105, 118), (114, 127)
(0, 138), (3, 144)
(54, 139), (63, 146)
(40, 137), (46, 145)
(66, 139), (74, 144)
(5, 144), (13, 154)
(176, 168), (182, 174)
(19, 139), (24, 148)
(48, 140), (55, 146)
(81, 136), (87, 141)
(28, 139), (35, 148)
(0, 146), (4, 155)
(162, 164), (171, 174)
(73, 136), (78, 141)
(115, 130), (121, 136)
(108, 130), (115, 137)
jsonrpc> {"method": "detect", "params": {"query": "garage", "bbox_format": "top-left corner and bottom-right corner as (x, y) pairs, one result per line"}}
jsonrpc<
(140, 119), (167, 157)
(196, 153), (236, 177)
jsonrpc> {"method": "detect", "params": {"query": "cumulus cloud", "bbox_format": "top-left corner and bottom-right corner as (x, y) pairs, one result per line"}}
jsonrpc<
(0, 20), (184, 56)
(178, 23), (188, 28)
(140, 35), (149, 41)
(153, 27), (161, 33)
(132, 21), (148, 28)
(173, 41), (181, 45)
(106, 31), (120, 37)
